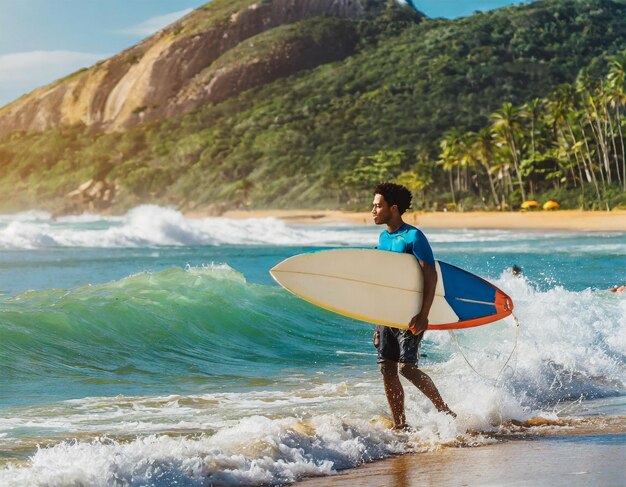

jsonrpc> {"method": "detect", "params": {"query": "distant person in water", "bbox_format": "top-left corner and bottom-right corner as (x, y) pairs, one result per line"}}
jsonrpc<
(371, 182), (455, 430)
(510, 264), (523, 277)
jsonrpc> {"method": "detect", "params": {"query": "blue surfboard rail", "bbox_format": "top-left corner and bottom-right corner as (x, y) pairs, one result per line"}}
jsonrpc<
(434, 260), (514, 330)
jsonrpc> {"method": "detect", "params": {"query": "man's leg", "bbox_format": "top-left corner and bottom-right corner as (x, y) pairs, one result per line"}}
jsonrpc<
(380, 360), (406, 429)
(399, 363), (456, 417)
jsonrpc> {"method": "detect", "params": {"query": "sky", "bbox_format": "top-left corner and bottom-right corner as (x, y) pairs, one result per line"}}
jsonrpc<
(0, 0), (530, 108)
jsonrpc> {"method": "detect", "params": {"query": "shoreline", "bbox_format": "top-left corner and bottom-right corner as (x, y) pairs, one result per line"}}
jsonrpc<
(2, 207), (624, 232)
(296, 432), (625, 487)
(296, 419), (626, 487)
(214, 209), (626, 231)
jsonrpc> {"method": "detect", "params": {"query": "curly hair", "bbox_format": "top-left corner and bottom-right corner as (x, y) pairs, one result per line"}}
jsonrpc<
(374, 182), (412, 215)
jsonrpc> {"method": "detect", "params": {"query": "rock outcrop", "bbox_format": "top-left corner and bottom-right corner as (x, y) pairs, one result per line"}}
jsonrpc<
(64, 178), (119, 213)
(0, 0), (371, 136)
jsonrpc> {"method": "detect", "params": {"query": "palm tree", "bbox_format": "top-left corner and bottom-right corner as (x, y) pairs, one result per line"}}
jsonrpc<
(588, 82), (613, 185)
(458, 132), (478, 193)
(522, 98), (544, 160)
(490, 102), (527, 201)
(576, 74), (612, 198)
(607, 54), (626, 190)
(438, 128), (465, 206)
(521, 97), (555, 196)
(548, 84), (602, 207)
(470, 127), (501, 208)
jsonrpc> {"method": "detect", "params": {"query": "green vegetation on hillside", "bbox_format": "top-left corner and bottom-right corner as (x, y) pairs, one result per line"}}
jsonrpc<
(435, 60), (626, 211)
(1, 0), (626, 213)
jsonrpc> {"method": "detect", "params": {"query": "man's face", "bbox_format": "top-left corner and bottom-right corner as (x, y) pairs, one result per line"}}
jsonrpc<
(372, 193), (394, 225)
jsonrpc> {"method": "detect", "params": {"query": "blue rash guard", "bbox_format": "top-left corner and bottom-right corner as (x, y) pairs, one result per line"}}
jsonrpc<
(375, 222), (435, 364)
(377, 223), (435, 268)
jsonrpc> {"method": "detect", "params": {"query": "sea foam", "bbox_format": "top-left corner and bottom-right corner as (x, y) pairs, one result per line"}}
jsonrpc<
(1, 270), (624, 485)
(0, 205), (374, 249)
(1, 206), (624, 256)
(0, 216), (624, 485)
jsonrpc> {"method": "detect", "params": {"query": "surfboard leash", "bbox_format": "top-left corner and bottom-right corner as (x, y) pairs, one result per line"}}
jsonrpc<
(447, 313), (520, 387)
(448, 313), (520, 425)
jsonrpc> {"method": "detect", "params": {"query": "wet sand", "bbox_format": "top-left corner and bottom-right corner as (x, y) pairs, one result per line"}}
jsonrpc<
(213, 209), (626, 231)
(297, 431), (626, 487)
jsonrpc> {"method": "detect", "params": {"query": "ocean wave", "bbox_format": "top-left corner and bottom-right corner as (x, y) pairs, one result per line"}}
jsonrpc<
(446, 272), (626, 409)
(0, 210), (52, 223)
(1, 209), (624, 485)
(0, 264), (369, 406)
(0, 267), (624, 484)
(2, 205), (623, 251)
(1, 267), (623, 408)
(0, 205), (376, 249)
(0, 411), (453, 486)
(0, 388), (618, 486)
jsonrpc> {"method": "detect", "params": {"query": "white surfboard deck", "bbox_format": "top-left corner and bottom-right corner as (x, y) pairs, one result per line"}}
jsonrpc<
(270, 249), (513, 331)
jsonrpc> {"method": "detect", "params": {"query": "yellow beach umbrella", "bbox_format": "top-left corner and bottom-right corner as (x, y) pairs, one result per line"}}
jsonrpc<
(543, 200), (560, 210)
(520, 200), (539, 209)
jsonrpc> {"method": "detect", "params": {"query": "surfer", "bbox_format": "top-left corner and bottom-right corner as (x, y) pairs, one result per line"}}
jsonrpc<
(372, 182), (456, 429)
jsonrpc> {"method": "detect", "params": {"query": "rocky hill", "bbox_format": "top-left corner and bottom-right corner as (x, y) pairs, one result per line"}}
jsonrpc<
(0, 0), (392, 135)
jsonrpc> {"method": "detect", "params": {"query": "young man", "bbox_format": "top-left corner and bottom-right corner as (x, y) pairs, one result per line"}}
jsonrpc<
(372, 182), (455, 430)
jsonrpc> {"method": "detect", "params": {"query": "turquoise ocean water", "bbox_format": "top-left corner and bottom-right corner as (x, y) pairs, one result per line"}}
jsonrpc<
(0, 205), (624, 485)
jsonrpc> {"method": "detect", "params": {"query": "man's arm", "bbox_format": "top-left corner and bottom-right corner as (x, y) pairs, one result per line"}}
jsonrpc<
(409, 260), (437, 335)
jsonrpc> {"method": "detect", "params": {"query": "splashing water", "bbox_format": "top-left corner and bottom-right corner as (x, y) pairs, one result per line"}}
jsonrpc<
(0, 207), (624, 485)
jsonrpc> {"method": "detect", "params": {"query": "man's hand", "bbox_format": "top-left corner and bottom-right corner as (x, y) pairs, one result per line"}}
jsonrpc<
(408, 312), (428, 335)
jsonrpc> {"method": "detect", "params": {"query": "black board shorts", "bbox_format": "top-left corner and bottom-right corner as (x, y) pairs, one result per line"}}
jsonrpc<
(375, 325), (423, 364)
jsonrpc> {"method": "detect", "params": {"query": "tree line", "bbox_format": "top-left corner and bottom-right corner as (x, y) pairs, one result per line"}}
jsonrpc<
(346, 55), (626, 211)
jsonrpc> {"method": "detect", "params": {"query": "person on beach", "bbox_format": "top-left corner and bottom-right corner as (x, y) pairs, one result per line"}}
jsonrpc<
(371, 182), (456, 430)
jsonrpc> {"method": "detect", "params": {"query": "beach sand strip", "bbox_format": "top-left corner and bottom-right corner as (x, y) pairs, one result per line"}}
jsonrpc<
(296, 431), (625, 487)
(214, 210), (626, 231)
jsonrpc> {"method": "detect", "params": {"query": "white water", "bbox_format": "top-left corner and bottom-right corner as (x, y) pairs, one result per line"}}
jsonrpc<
(1, 208), (623, 485)
(1, 274), (624, 486)
(1, 205), (624, 253)
(0, 205), (372, 249)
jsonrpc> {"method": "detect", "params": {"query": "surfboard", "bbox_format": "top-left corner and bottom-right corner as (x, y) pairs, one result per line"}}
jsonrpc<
(270, 249), (513, 330)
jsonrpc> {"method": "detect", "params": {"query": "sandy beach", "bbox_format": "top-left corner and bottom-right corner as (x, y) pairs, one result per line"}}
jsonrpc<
(215, 209), (626, 231)
(296, 430), (626, 487)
